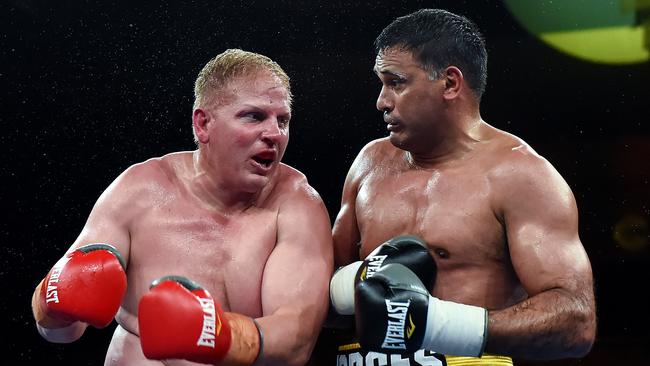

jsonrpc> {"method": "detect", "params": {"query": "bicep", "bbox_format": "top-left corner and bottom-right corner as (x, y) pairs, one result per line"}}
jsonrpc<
(66, 170), (134, 263)
(503, 161), (592, 297)
(261, 194), (333, 320)
(332, 201), (360, 267)
(332, 154), (365, 266)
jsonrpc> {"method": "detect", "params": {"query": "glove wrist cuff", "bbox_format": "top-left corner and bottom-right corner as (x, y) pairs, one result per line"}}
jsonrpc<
(36, 321), (86, 343)
(329, 261), (363, 315)
(251, 318), (264, 365)
(422, 295), (487, 357)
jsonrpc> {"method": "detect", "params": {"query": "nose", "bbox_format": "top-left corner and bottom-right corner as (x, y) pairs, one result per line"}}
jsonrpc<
(376, 85), (393, 113)
(261, 118), (283, 146)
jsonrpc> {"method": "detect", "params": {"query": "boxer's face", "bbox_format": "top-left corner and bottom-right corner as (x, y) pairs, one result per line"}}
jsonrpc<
(204, 71), (291, 192)
(374, 47), (446, 153)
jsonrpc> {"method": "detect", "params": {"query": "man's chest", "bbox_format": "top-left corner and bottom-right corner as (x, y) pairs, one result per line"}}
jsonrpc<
(125, 202), (278, 312)
(355, 169), (505, 261)
(132, 201), (277, 253)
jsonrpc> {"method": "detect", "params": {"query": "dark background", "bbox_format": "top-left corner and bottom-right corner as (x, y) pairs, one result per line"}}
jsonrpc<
(2, 0), (648, 364)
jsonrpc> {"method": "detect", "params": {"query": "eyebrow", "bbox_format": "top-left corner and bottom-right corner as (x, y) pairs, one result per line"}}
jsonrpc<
(240, 104), (265, 112)
(372, 67), (406, 79)
(242, 101), (289, 109)
(241, 103), (291, 116)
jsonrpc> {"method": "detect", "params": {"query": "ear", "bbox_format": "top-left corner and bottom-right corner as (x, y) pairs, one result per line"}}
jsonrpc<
(442, 66), (463, 101)
(192, 108), (210, 144)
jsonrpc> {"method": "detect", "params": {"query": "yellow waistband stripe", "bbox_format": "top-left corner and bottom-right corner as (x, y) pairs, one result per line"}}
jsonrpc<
(337, 343), (362, 352)
(446, 354), (513, 366)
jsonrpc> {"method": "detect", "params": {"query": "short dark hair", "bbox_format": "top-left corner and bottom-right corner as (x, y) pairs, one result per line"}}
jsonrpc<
(375, 9), (487, 100)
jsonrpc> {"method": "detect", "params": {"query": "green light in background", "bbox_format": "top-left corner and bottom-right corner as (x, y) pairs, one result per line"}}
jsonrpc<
(613, 214), (649, 252)
(503, 0), (650, 64)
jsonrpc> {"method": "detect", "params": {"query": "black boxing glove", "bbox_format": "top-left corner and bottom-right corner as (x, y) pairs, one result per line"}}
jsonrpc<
(355, 263), (430, 352)
(358, 235), (437, 287)
(356, 264), (488, 357)
(329, 235), (436, 315)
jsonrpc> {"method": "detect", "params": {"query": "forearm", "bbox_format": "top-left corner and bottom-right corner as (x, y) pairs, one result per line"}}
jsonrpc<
(219, 313), (261, 366)
(215, 310), (322, 366)
(485, 288), (596, 359)
(255, 309), (323, 366)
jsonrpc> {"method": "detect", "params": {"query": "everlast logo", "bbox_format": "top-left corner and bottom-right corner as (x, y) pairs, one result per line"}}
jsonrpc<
(45, 258), (70, 304)
(196, 298), (219, 348)
(360, 255), (388, 280)
(382, 300), (411, 350)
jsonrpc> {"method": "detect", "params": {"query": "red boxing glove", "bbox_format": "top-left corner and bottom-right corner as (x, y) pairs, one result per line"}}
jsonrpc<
(138, 276), (232, 364)
(41, 243), (127, 328)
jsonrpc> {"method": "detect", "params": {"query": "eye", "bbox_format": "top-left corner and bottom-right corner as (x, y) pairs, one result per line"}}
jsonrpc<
(243, 111), (266, 121)
(278, 116), (291, 127)
(387, 77), (406, 88)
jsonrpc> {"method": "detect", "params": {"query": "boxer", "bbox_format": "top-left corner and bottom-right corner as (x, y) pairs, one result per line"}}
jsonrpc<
(311, 8), (596, 366)
(33, 49), (333, 366)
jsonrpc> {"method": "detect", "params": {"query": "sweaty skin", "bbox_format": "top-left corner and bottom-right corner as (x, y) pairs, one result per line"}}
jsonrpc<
(332, 48), (595, 360)
(33, 71), (333, 366)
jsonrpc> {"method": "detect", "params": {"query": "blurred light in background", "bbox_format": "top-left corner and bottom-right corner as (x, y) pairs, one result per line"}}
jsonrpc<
(504, 0), (650, 64)
(614, 213), (649, 252)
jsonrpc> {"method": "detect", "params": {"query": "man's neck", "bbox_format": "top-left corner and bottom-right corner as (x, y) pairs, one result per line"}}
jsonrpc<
(407, 114), (485, 169)
(189, 150), (265, 213)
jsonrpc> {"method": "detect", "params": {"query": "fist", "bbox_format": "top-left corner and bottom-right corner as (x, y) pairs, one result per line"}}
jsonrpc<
(138, 276), (232, 364)
(41, 243), (127, 328)
(355, 264), (430, 353)
(358, 235), (436, 289)
(330, 235), (436, 316)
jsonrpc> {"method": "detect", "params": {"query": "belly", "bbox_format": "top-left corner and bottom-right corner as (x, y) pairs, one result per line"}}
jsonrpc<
(105, 324), (213, 366)
(105, 324), (158, 366)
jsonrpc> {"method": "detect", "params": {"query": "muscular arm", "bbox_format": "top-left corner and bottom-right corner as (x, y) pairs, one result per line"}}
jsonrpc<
(31, 163), (142, 340)
(486, 153), (596, 359)
(333, 143), (373, 266)
(257, 183), (334, 365)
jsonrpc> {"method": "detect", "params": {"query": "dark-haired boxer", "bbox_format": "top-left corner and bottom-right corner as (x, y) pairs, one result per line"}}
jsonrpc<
(311, 8), (596, 366)
(32, 49), (333, 365)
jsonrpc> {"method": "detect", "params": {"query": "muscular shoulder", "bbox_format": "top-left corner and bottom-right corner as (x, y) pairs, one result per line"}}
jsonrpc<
(107, 152), (191, 204)
(357, 137), (396, 164)
(486, 130), (558, 183)
(483, 128), (574, 214)
(349, 137), (398, 180)
(119, 154), (171, 186)
(272, 164), (324, 206)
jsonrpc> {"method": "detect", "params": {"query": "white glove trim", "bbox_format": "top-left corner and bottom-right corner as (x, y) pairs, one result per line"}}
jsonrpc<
(36, 321), (86, 344)
(329, 261), (363, 315)
(421, 296), (487, 357)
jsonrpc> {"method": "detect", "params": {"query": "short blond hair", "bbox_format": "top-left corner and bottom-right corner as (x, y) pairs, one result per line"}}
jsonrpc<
(193, 49), (292, 110)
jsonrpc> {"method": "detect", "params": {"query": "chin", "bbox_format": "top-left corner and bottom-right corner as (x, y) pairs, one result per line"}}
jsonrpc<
(239, 174), (271, 193)
(389, 133), (410, 150)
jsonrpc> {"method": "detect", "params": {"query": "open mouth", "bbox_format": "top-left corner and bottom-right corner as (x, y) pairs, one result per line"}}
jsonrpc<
(252, 156), (273, 168)
(251, 151), (276, 169)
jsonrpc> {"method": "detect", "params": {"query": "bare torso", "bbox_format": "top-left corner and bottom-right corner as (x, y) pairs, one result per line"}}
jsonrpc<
(353, 126), (529, 310)
(105, 152), (295, 365)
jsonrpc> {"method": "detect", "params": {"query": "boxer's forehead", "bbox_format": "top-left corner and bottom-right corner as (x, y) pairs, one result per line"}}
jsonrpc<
(229, 72), (290, 108)
(373, 47), (421, 77)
